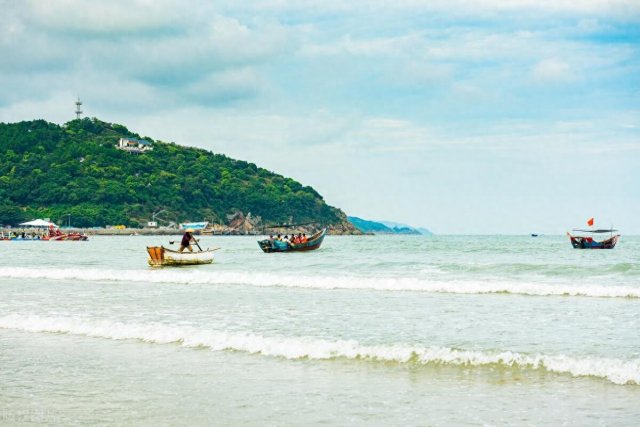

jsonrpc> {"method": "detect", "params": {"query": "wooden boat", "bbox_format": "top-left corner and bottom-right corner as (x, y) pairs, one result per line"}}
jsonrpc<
(41, 233), (88, 241)
(46, 232), (88, 241)
(258, 228), (327, 253)
(147, 246), (215, 267)
(567, 229), (620, 249)
(66, 232), (89, 241)
(41, 227), (88, 241)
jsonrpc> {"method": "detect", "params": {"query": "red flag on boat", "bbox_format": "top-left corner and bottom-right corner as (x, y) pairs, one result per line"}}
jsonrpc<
(587, 217), (594, 227)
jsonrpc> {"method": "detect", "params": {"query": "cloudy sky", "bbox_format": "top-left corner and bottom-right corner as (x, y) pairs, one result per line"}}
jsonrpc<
(1, 0), (638, 233)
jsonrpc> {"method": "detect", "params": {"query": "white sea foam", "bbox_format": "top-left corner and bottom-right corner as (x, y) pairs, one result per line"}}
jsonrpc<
(1, 267), (639, 298)
(0, 314), (638, 386)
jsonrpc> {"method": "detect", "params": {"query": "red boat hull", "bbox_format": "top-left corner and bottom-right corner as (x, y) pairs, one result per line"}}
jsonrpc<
(43, 232), (88, 241)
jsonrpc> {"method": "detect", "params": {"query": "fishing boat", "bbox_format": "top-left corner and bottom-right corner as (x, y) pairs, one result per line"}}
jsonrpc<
(567, 229), (620, 249)
(42, 228), (88, 241)
(146, 246), (215, 267)
(258, 228), (327, 253)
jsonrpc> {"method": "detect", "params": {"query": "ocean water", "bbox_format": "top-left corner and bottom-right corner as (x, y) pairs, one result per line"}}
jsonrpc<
(1, 234), (639, 425)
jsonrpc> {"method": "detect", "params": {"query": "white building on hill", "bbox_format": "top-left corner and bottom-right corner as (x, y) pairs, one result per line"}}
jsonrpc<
(117, 138), (153, 154)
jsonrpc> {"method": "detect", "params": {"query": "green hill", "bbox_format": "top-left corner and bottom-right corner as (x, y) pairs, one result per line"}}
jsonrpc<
(0, 118), (356, 232)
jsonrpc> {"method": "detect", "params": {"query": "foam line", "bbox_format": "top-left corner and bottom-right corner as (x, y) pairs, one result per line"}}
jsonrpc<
(1, 267), (639, 298)
(0, 314), (638, 385)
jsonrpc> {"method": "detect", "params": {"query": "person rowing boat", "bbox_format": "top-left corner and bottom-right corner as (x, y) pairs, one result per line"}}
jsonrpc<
(179, 228), (197, 252)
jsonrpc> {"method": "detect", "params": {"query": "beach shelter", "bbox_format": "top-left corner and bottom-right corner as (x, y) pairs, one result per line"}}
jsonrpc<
(19, 219), (58, 228)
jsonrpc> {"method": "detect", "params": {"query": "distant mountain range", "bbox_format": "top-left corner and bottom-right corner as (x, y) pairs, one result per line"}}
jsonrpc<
(347, 217), (433, 235)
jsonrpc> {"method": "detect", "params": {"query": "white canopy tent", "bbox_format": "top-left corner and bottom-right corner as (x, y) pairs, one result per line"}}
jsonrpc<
(19, 219), (58, 227)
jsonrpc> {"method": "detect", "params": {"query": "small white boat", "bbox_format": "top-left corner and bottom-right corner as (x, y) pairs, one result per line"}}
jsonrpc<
(147, 246), (214, 267)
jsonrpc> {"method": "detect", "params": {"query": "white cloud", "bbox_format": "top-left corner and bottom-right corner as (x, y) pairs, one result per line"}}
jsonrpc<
(531, 58), (574, 82)
(401, 61), (453, 84)
(1, 0), (638, 233)
(184, 68), (264, 104)
(0, 91), (77, 123)
(23, 0), (187, 35)
(0, 2), (297, 111)
(220, 0), (640, 19)
(339, 118), (432, 153)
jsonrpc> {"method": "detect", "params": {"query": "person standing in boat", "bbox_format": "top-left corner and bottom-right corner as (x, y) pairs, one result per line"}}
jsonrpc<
(179, 228), (196, 253)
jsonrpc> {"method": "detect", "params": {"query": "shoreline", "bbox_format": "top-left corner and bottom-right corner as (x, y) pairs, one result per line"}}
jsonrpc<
(3, 227), (364, 236)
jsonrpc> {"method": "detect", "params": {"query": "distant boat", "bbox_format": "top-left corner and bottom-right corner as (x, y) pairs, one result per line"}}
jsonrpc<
(42, 230), (89, 241)
(567, 229), (620, 249)
(531, 233), (539, 237)
(258, 228), (326, 253)
(146, 246), (214, 267)
(179, 222), (209, 232)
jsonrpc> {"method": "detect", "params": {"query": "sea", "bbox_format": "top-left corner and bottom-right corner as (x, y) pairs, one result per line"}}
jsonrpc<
(1, 234), (638, 426)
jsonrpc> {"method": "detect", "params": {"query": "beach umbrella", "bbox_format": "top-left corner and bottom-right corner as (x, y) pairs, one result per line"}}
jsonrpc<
(19, 219), (58, 227)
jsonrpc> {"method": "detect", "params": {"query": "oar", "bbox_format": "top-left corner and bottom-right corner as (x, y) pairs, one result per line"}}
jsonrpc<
(169, 238), (202, 250)
(168, 238), (201, 246)
(168, 241), (221, 252)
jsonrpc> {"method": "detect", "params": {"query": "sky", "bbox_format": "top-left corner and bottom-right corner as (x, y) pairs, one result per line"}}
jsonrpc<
(0, 0), (638, 234)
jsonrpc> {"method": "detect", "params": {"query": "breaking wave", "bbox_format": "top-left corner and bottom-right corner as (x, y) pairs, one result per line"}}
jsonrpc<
(1, 267), (639, 298)
(0, 314), (638, 386)
(428, 262), (640, 277)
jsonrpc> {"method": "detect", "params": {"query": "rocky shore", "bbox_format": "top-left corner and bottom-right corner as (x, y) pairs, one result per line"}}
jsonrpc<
(17, 220), (361, 236)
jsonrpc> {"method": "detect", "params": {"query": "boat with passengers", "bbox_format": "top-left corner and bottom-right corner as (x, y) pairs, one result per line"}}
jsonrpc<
(567, 228), (620, 249)
(258, 228), (327, 253)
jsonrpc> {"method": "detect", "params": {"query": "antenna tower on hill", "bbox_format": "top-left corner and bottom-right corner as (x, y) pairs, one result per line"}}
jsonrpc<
(75, 97), (83, 119)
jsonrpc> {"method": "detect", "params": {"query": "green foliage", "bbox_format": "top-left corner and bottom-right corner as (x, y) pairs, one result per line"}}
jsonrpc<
(0, 118), (347, 227)
(0, 205), (27, 225)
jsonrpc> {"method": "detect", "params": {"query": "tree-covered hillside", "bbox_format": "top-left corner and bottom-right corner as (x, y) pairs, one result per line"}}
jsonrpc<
(0, 118), (354, 230)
